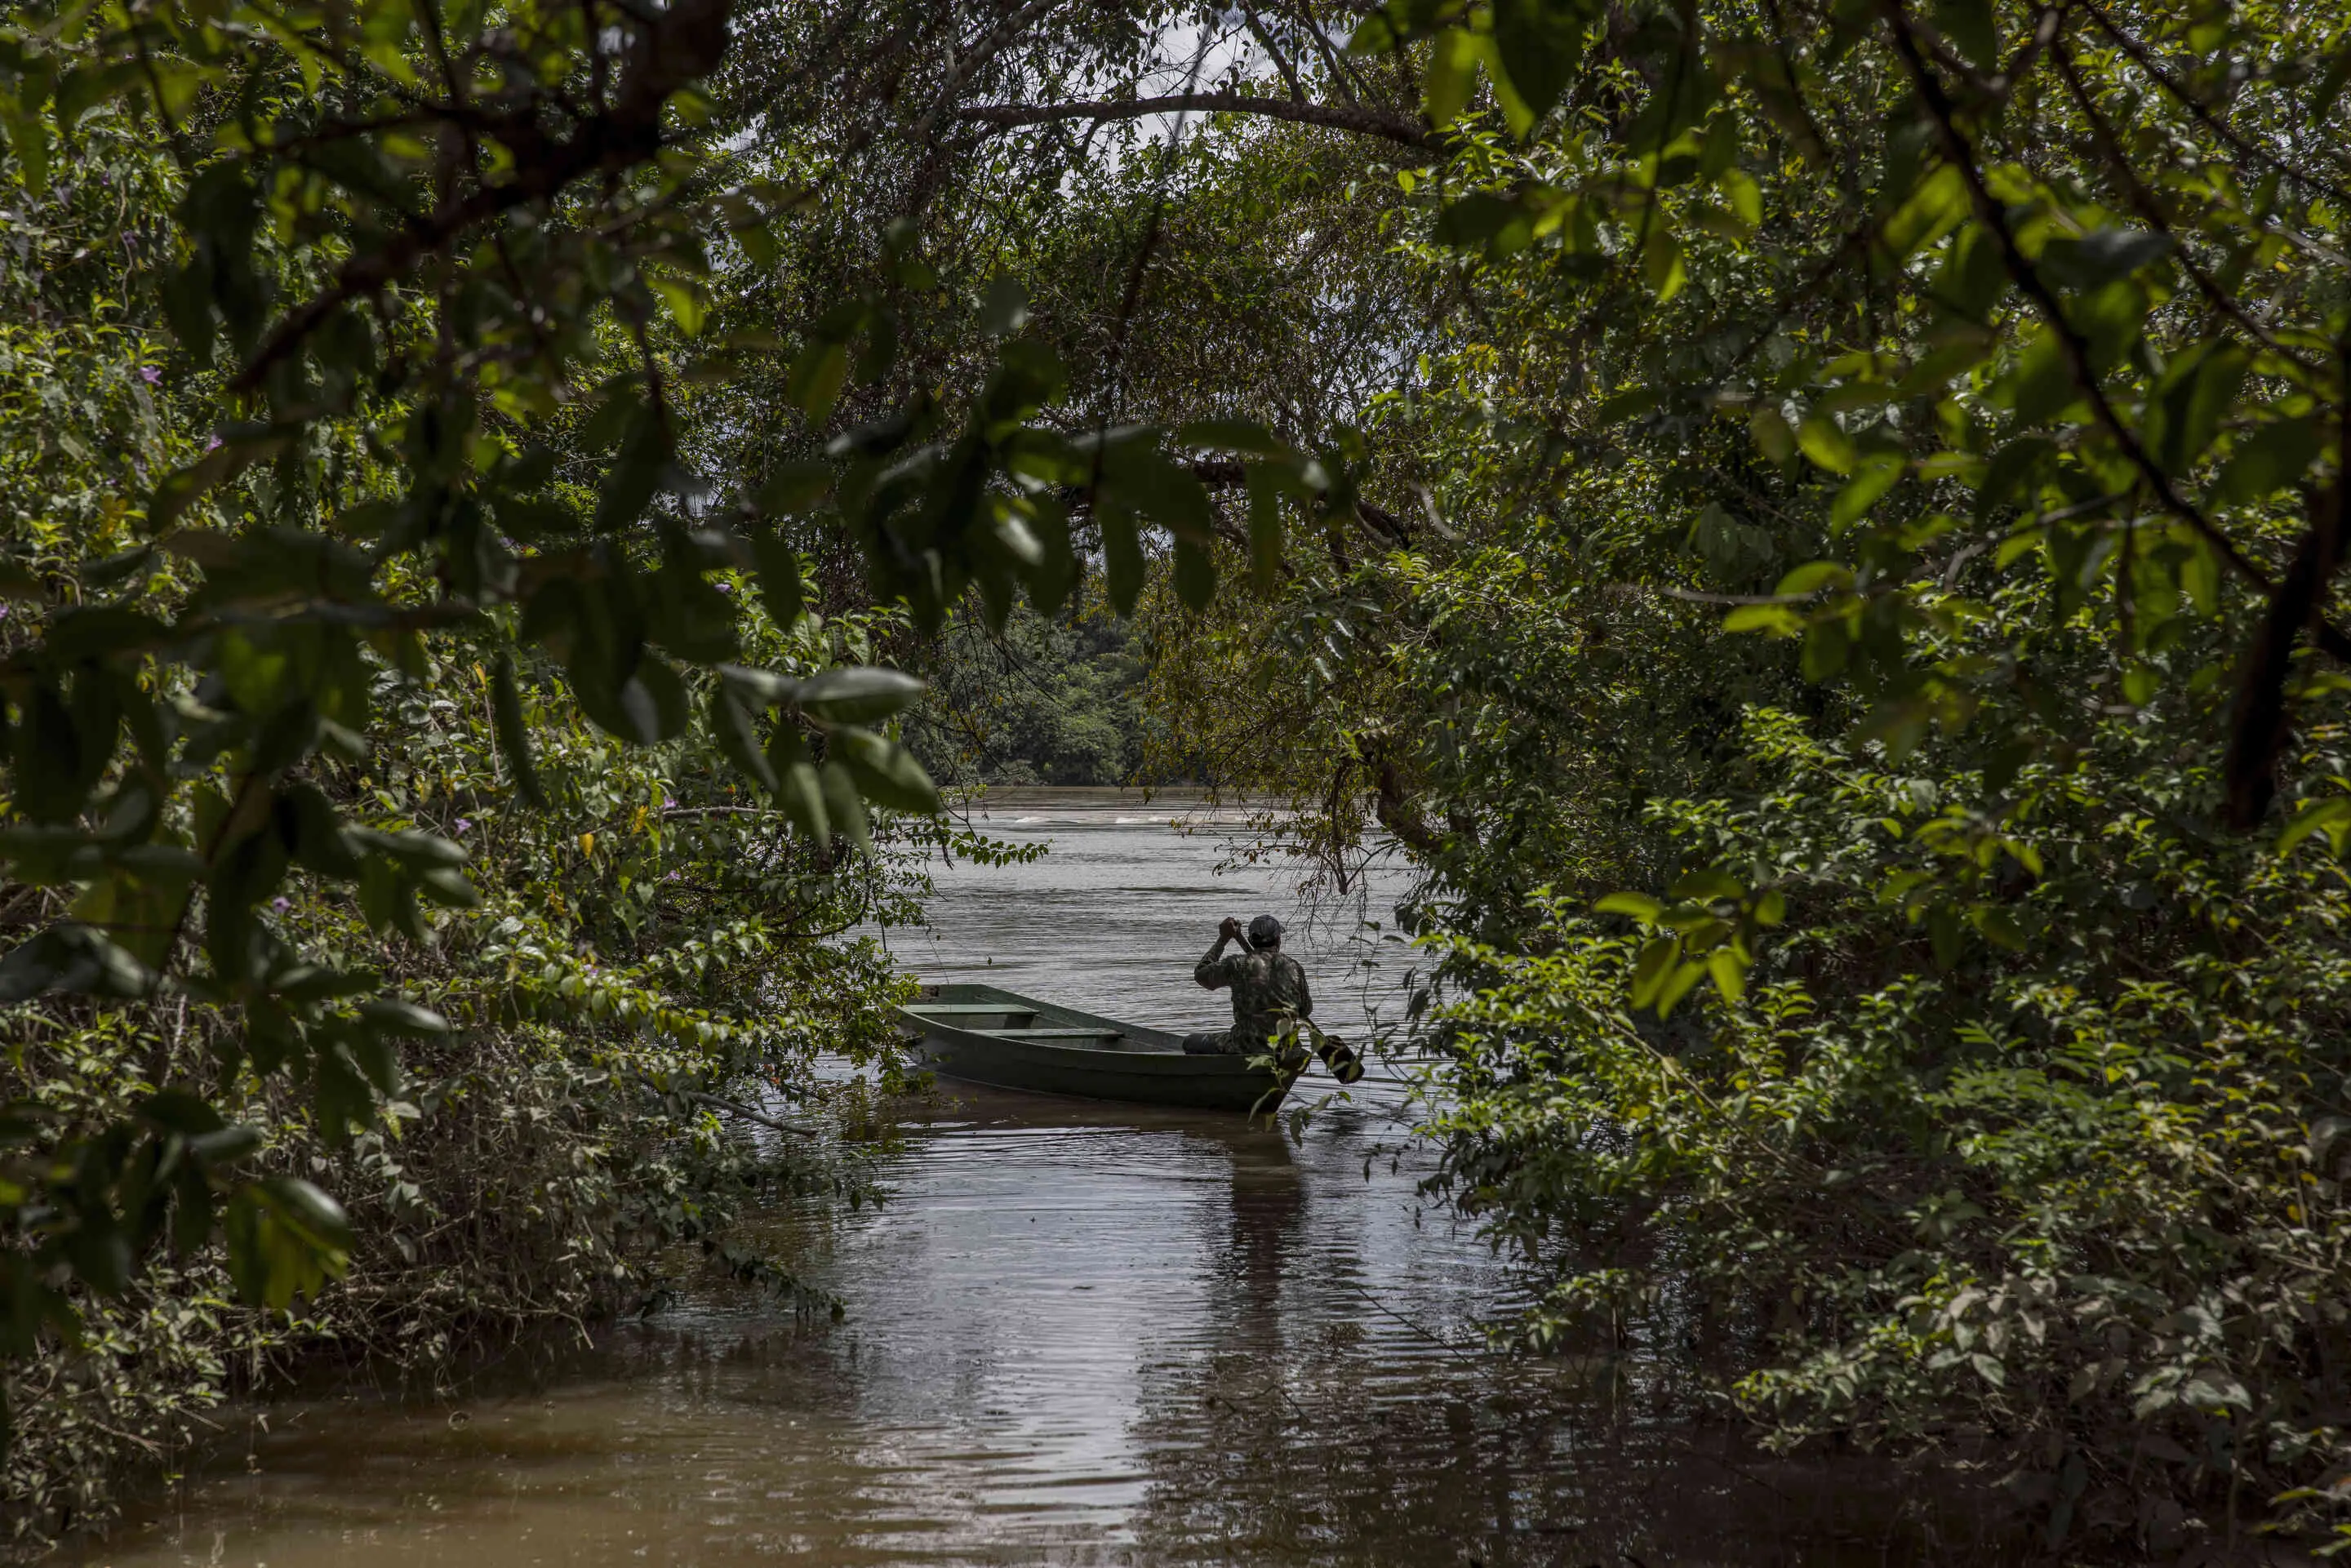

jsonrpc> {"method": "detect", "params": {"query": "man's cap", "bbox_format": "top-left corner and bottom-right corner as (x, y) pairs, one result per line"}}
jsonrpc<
(1247, 914), (1285, 947)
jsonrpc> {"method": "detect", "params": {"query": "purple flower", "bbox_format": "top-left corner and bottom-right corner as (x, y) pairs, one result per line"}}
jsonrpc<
(271, 896), (291, 912)
(715, 582), (732, 593)
(663, 797), (676, 809)
(665, 869), (680, 881)
(140, 365), (161, 385)
(204, 434), (221, 451)
(454, 818), (472, 834)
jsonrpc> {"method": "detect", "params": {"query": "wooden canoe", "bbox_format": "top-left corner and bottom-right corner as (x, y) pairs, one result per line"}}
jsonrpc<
(896, 982), (1291, 1114)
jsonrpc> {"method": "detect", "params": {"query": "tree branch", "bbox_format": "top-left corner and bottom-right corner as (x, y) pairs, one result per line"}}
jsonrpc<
(904, 0), (1064, 151)
(690, 1091), (818, 1137)
(958, 92), (1441, 153)
(1186, 457), (1415, 545)
(230, 0), (734, 392)
(1879, 0), (2274, 594)
(2082, 2), (2351, 211)
(2049, 37), (2319, 375)
(1242, 5), (1305, 103)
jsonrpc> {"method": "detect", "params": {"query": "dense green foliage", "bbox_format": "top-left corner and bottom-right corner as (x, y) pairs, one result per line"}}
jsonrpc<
(904, 589), (1149, 788)
(0, 102), (975, 1542)
(1011, 0), (2351, 1554)
(0, 0), (1169, 1547)
(10, 0), (2351, 1554)
(0, 0), (1400, 1545)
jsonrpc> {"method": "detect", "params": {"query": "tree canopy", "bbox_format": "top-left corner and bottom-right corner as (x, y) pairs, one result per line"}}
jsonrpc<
(6, 0), (2351, 1552)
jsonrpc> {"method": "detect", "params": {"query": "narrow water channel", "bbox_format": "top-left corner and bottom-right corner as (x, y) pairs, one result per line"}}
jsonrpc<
(81, 791), (2008, 1566)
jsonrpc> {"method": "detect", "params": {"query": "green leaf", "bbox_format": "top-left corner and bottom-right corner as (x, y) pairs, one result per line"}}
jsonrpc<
(766, 727), (829, 841)
(1776, 561), (1854, 596)
(1174, 537), (1215, 610)
(1971, 905), (2027, 950)
(611, 660), (692, 744)
(1977, 434), (2052, 515)
(1705, 948), (1748, 1005)
(1881, 162), (1969, 260)
(1669, 868), (1744, 902)
(794, 666), (923, 724)
(1477, 33), (1536, 137)
(1177, 419), (1291, 458)
(1436, 192), (1539, 257)
(2146, 343), (2247, 477)
(2278, 797), (2351, 857)
(354, 998), (450, 1035)
(752, 531), (807, 630)
(1797, 415), (1859, 474)
(1100, 504), (1146, 612)
(788, 340), (850, 424)
(1829, 451), (1906, 530)
(646, 276), (706, 337)
(1489, 0), (1591, 120)
(2214, 417), (2318, 506)
(351, 828), (468, 868)
(1801, 618), (1851, 681)
(1593, 892), (1664, 922)
(0, 924), (154, 1003)
(224, 1178), (352, 1311)
(1, 99), (53, 194)
(1722, 603), (1802, 635)
(415, 865), (480, 908)
(1934, 224), (2007, 321)
(1629, 935), (1680, 1008)
(2040, 228), (2173, 291)
(1642, 226), (1687, 302)
(1719, 167), (1762, 230)
(1654, 958), (1707, 1016)
(1932, 0), (1998, 69)
(596, 411), (669, 532)
(755, 462), (832, 517)
(1424, 27), (1480, 128)
(820, 762), (869, 851)
(491, 653), (548, 808)
(1103, 448), (1217, 544)
(979, 275), (1029, 335)
(1927, 901), (1965, 967)
(1246, 469), (1285, 591)
(139, 1088), (228, 1136)
(1749, 404), (1798, 464)
(835, 727), (940, 815)
(713, 686), (780, 793)
(1993, 331), (2086, 426)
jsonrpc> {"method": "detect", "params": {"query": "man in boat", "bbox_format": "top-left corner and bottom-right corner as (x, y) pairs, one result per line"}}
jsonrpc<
(1183, 914), (1313, 1057)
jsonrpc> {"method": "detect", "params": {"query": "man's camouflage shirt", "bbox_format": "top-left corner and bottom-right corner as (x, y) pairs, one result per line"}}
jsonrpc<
(1193, 943), (1313, 1055)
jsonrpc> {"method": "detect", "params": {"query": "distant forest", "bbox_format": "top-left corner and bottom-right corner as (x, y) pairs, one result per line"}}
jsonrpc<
(902, 594), (1149, 789)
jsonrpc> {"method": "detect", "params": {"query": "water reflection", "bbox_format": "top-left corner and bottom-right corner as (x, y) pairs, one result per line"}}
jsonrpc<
(82, 793), (2019, 1566)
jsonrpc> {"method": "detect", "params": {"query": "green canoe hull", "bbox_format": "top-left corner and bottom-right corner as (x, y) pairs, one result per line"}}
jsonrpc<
(896, 983), (1290, 1115)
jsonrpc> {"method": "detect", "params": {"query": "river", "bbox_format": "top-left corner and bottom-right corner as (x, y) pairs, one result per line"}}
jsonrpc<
(79, 791), (2006, 1566)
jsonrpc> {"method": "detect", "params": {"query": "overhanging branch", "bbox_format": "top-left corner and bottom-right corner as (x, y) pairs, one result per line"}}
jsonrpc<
(958, 92), (1441, 154)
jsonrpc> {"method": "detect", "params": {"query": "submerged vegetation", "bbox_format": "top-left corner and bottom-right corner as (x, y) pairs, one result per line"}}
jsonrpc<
(3, 0), (2350, 1557)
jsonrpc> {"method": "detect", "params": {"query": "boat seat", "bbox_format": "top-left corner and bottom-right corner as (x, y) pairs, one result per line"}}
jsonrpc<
(975, 1028), (1124, 1042)
(916, 1005), (1038, 1017)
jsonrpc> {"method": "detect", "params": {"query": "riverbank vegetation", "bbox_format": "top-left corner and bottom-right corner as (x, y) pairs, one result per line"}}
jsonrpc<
(903, 590), (1150, 788)
(1011, 0), (2351, 1556)
(4, 0), (2349, 1557)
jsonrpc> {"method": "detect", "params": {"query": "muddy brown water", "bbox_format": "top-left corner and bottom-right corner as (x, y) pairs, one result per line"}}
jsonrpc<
(80, 791), (2014, 1566)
